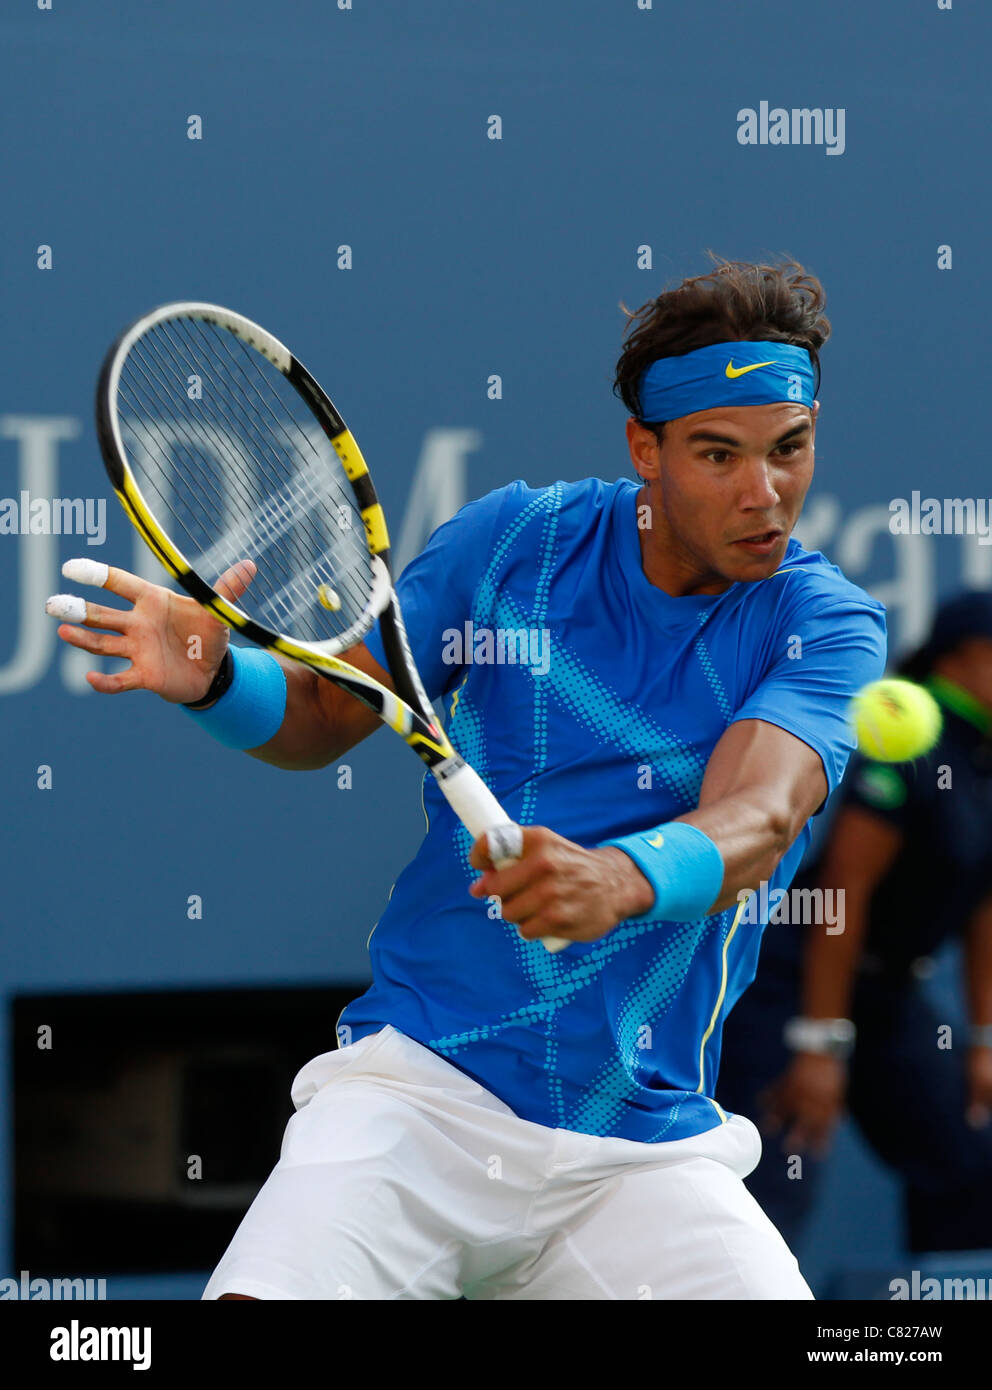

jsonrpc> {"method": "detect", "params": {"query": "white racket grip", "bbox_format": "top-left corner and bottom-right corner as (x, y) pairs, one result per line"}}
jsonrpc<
(433, 757), (569, 953)
(434, 757), (520, 865)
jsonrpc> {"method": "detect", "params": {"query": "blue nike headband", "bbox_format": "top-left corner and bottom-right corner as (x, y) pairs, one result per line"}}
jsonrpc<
(637, 340), (816, 422)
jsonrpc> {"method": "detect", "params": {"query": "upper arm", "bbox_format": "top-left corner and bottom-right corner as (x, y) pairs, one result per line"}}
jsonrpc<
(729, 593), (888, 809)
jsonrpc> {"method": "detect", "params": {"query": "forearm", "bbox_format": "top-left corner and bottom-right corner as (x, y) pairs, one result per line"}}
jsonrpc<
(244, 659), (376, 770)
(600, 792), (797, 924)
(677, 791), (794, 913)
(694, 795), (873, 1016)
(671, 720), (829, 915)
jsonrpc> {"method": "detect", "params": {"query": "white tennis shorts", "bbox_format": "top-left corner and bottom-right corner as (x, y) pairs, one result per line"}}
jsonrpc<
(202, 1025), (813, 1301)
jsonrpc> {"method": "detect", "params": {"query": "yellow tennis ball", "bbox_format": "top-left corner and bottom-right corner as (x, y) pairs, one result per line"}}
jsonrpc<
(850, 678), (942, 762)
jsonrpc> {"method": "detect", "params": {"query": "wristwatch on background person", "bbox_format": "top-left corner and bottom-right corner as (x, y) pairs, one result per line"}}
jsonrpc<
(784, 1016), (857, 1060)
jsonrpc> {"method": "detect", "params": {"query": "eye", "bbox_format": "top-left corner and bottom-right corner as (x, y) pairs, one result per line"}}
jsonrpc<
(703, 443), (804, 464)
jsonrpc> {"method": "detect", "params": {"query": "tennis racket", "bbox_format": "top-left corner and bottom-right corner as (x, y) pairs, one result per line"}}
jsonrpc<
(94, 300), (570, 952)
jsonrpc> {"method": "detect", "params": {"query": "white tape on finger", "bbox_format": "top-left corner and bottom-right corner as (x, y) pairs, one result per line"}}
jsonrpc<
(62, 558), (109, 587)
(45, 594), (87, 623)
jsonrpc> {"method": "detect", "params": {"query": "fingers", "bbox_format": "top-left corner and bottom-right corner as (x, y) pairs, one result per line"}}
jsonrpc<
(484, 823), (523, 868)
(55, 622), (129, 659)
(762, 1086), (834, 1154)
(782, 1121), (807, 1155)
(86, 665), (143, 695)
(758, 1082), (810, 1146)
(469, 824), (550, 873)
(46, 595), (133, 633)
(780, 1105), (837, 1157)
(756, 1086), (784, 1135)
(793, 1121), (834, 1160)
(516, 917), (573, 947)
(61, 558), (110, 588)
(48, 558), (146, 633)
(467, 830), (572, 945)
(46, 561), (137, 675)
(479, 867), (574, 946)
(63, 557), (148, 603)
(468, 852), (536, 901)
(215, 559), (257, 603)
(498, 882), (561, 935)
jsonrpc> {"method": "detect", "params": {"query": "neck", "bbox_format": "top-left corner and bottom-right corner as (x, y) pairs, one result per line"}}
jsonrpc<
(635, 484), (735, 597)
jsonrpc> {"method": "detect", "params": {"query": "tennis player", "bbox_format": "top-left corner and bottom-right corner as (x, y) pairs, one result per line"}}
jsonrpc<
(53, 256), (885, 1299)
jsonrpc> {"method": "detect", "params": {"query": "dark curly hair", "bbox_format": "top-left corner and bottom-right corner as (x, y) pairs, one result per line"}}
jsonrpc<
(613, 252), (831, 444)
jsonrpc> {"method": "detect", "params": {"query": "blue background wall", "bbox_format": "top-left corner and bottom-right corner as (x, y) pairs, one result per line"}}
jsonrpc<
(2, 0), (989, 1295)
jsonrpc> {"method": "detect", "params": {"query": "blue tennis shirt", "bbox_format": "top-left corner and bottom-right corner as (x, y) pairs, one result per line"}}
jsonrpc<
(339, 477), (887, 1142)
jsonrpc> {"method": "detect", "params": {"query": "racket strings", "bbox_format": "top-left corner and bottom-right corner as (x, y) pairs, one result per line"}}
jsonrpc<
(130, 322), (344, 624)
(115, 317), (376, 646)
(118, 360), (338, 636)
(122, 331), (304, 571)
(193, 323), (375, 634)
(136, 319), (359, 616)
(189, 322), (369, 629)
(118, 368), (369, 645)
(121, 357), (255, 558)
(122, 319), (369, 625)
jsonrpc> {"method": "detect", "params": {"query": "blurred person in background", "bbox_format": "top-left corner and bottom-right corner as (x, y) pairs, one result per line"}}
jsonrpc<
(717, 590), (992, 1254)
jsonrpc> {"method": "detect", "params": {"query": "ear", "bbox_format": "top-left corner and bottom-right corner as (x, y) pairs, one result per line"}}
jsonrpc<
(626, 417), (662, 481)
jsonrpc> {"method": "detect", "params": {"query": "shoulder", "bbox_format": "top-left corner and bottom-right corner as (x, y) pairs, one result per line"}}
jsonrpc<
(753, 538), (887, 631)
(457, 476), (634, 541)
(473, 475), (632, 516)
(726, 539), (888, 694)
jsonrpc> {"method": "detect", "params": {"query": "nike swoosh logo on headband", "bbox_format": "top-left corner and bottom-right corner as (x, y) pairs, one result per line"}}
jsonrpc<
(725, 359), (775, 378)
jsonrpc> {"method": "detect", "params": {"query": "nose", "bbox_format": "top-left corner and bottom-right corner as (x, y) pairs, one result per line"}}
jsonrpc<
(737, 458), (781, 511)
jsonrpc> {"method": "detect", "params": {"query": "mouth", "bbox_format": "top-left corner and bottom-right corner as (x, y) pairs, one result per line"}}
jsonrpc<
(732, 529), (784, 556)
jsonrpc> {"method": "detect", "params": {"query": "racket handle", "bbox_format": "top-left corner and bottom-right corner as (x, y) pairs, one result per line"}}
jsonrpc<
(433, 757), (570, 953)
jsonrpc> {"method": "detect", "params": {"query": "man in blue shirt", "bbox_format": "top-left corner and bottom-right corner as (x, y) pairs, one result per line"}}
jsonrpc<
(51, 256), (886, 1298)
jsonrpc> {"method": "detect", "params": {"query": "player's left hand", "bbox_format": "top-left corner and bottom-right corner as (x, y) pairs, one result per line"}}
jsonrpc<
(468, 826), (654, 947)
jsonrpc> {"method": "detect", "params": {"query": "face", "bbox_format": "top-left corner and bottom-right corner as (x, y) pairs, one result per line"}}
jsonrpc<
(626, 400), (818, 595)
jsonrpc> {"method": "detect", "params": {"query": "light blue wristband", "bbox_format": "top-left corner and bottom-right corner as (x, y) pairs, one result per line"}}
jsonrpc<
(181, 646), (287, 750)
(600, 821), (725, 922)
